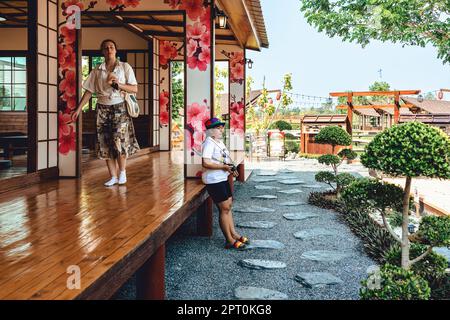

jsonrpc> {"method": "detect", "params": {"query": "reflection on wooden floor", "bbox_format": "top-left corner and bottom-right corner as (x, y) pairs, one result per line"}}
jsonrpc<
(0, 151), (206, 299)
(0, 154), (27, 179)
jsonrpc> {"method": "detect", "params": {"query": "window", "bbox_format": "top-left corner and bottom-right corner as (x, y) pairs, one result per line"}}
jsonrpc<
(0, 56), (26, 111)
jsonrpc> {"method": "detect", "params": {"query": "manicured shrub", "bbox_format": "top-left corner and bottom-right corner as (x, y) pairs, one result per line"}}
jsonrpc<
(307, 191), (344, 212)
(315, 126), (351, 152)
(415, 215), (450, 247)
(285, 140), (299, 153)
(271, 120), (292, 131)
(335, 173), (356, 190)
(360, 264), (431, 300)
(315, 171), (335, 190)
(387, 211), (403, 228)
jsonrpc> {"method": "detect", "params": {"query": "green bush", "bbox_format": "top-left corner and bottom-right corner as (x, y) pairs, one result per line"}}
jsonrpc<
(285, 140), (299, 153)
(384, 243), (448, 284)
(387, 211), (403, 228)
(360, 264), (431, 300)
(284, 132), (295, 139)
(298, 153), (322, 159)
(337, 148), (357, 161)
(315, 126), (352, 148)
(315, 171), (335, 189)
(307, 191), (344, 212)
(318, 154), (340, 166)
(415, 215), (450, 247)
(335, 173), (356, 190)
(271, 120), (292, 131)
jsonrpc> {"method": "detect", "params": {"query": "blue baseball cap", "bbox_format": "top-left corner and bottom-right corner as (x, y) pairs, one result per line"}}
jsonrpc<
(205, 117), (226, 129)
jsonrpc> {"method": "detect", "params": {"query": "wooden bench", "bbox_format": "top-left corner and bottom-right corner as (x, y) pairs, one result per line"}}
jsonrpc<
(0, 151), (214, 299)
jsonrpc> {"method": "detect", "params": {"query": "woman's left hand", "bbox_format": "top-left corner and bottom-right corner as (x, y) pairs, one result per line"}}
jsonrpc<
(107, 73), (119, 86)
(233, 170), (239, 178)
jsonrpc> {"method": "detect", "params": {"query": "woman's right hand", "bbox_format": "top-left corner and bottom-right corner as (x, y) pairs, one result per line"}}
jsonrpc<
(70, 108), (81, 123)
(222, 164), (233, 174)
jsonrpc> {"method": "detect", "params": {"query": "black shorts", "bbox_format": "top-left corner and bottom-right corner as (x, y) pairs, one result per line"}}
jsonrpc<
(205, 180), (232, 204)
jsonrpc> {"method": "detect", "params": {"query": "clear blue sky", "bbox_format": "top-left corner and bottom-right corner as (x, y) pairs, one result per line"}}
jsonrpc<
(246, 0), (450, 100)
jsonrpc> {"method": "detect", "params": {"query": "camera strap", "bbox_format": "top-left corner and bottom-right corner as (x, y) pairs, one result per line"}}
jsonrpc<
(206, 137), (235, 167)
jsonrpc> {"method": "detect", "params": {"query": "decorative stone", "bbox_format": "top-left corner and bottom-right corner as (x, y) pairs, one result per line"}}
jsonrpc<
(301, 250), (350, 262)
(294, 228), (337, 240)
(238, 259), (287, 270)
(255, 185), (281, 190)
(283, 213), (319, 220)
(294, 272), (343, 288)
(257, 171), (278, 176)
(234, 206), (275, 213)
(279, 169), (295, 174)
(236, 221), (277, 229)
(252, 195), (278, 200)
(253, 178), (277, 183)
(278, 189), (303, 194)
(245, 240), (285, 250)
(234, 286), (288, 300)
(279, 180), (305, 185)
(279, 201), (307, 206)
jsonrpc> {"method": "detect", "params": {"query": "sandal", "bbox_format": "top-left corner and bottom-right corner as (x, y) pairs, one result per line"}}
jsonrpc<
(225, 240), (247, 250)
(238, 236), (250, 245)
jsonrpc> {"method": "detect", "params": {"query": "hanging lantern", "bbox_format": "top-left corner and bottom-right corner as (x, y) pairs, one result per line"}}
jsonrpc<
(417, 94), (424, 103)
(438, 90), (444, 100)
(216, 10), (227, 29)
(276, 91), (281, 101)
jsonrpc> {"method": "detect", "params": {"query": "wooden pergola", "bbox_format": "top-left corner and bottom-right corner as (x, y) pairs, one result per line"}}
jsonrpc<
(330, 90), (421, 134)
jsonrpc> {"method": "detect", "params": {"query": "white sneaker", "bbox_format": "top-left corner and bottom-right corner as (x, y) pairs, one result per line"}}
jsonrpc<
(118, 171), (127, 185)
(104, 176), (118, 187)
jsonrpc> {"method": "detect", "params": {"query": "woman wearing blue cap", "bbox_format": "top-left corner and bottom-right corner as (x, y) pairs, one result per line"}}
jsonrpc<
(202, 117), (250, 250)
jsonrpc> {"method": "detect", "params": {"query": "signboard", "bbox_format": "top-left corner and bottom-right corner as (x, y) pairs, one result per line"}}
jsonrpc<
(268, 131), (285, 157)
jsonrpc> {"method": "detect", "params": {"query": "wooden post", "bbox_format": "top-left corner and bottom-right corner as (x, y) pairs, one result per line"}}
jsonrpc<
(394, 92), (400, 124)
(197, 197), (213, 237)
(237, 162), (245, 182)
(136, 244), (165, 300)
(347, 93), (353, 136)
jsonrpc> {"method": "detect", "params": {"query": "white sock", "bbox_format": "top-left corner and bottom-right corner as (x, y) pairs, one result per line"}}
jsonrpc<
(104, 176), (118, 187)
(118, 171), (127, 184)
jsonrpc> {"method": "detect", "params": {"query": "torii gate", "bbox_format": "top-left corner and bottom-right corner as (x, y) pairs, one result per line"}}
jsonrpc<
(329, 90), (421, 135)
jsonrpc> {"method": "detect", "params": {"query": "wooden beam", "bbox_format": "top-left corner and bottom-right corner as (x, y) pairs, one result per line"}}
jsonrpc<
(330, 90), (421, 97)
(143, 30), (183, 37)
(336, 104), (415, 110)
(122, 18), (183, 27)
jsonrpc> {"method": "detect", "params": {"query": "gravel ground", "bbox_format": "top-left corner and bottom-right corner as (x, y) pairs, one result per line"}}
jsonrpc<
(114, 159), (376, 300)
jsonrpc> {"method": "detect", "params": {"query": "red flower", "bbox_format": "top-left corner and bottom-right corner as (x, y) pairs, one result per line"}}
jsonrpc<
(231, 108), (245, 132)
(200, 6), (211, 28)
(106, 0), (124, 7)
(195, 170), (203, 178)
(124, 0), (140, 7)
(63, 0), (84, 15)
(187, 22), (206, 40)
(230, 62), (244, 82)
(160, 111), (169, 126)
(187, 55), (207, 71)
(64, 96), (77, 111)
(187, 39), (198, 57)
(159, 55), (168, 67)
(59, 45), (76, 70)
(60, 26), (76, 44)
(168, 0), (179, 9)
(58, 111), (72, 137)
(230, 51), (244, 66)
(180, 0), (205, 21)
(200, 31), (210, 49)
(159, 90), (169, 110)
(59, 125), (76, 155)
(198, 46), (210, 64)
(59, 70), (76, 99)
(187, 102), (209, 130)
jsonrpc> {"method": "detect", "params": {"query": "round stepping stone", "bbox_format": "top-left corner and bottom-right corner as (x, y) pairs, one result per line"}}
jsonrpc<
(234, 206), (275, 213)
(235, 286), (288, 300)
(252, 195), (278, 200)
(301, 250), (350, 262)
(278, 189), (303, 194)
(253, 178), (277, 183)
(257, 171), (278, 176)
(279, 201), (307, 206)
(294, 272), (344, 288)
(283, 212), (319, 220)
(279, 179), (305, 185)
(238, 259), (287, 270)
(236, 221), (276, 229)
(255, 185), (280, 190)
(294, 228), (337, 240)
(245, 240), (285, 250)
(279, 169), (295, 174)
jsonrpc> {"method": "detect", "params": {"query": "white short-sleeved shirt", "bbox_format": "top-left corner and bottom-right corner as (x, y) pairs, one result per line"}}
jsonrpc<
(82, 61), (138, 105)
(202, 137), (230, 184)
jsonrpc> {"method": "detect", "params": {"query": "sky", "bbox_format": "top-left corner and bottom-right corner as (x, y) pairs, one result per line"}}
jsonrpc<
(246, 0), (450, 101)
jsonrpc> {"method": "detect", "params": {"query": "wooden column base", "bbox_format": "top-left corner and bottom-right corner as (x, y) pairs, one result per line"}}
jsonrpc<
(237, 162), (245, 182)
(197, 197), (213, 237)
(136, 244), (165, 300)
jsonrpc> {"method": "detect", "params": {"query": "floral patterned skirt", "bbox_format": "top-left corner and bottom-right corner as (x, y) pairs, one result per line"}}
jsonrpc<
(96, 102), (140, 160)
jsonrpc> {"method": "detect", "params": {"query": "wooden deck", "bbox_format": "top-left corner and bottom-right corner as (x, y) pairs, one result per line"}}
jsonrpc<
(0, 151), (215, 300)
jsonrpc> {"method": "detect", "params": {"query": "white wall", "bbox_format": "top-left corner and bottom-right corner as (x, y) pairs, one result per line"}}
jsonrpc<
(82, 27), (148, 50)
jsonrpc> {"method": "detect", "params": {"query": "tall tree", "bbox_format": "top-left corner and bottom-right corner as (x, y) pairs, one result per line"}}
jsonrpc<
(300, 0), (450, 64)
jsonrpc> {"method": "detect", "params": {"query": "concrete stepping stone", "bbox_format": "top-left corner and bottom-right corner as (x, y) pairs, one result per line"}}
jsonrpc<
(257, 171), (278, 176)
(236, 221), (276, 229)
(278, 189), (303, 194)
(238, 259), (287, 270)
(294, 228), (337, 240)
(255, 185), (281, 190)
(279, 179), (305, 185)
(235, 286), (288, 300)
(253, 178), (277, 183)
(234, 206), (275, 213)
(279, 169), (295, 174)
(279, 201), (307, 206)
(294, 272), (343, 288)
(301, 250), (351, 262)
(252, 195), (278, 200)
(283, 212), (319, 220)
(245, 240), (285, 250)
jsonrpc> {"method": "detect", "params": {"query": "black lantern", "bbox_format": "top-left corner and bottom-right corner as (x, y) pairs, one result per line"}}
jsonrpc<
(417, 94), (424, 103)
(216, 10), (227, 29)
(247, 59), (253, 69)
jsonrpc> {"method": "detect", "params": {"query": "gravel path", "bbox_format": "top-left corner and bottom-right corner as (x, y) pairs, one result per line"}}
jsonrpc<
(114, 160), (376, 300)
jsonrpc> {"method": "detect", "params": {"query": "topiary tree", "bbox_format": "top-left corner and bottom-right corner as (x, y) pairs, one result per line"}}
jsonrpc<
(314, 126), (357, 195)
(361, 122), (450, 269)
(271, 120), (292, 131)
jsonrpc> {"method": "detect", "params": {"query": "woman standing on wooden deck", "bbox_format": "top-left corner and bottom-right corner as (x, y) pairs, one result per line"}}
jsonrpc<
(202, 118), (250, 250)
(72, 39), (140, 186)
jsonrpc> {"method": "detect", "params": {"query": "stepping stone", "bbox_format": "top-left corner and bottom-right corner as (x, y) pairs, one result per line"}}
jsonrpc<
(279, 180), (305, 185)
(283, 213), (319, 220)
(257, 171), (278, 176)
(238, 259), (287, 270)
(236, 221), (276, 229)
(234, 206), (275, 213)
(255, 185), (281, 190)
(253, 178), (277, 183)
(294, 228), (337, 240)
(279, 169), (295, 174)
(245, 240), (285, 250)
(235, 286), (288, 300)
(278, 189), (303, 194)
(252, 195), (278, 200)
(294, 272), (344, 288)
(279, 201), (307, 206)
(301, 250), (350, 262)
(302, 184), (323, 188)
